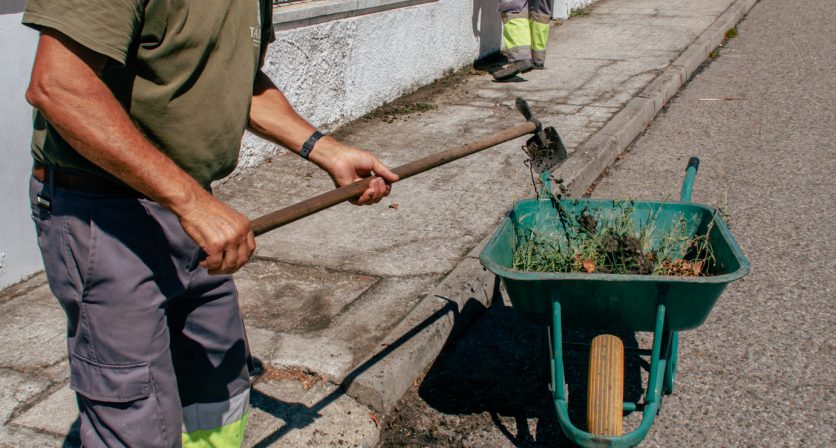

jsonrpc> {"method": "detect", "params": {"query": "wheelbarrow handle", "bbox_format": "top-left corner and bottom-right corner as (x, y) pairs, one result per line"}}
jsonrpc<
(679, 157), (700, 202)
(250, 121), (537, 236)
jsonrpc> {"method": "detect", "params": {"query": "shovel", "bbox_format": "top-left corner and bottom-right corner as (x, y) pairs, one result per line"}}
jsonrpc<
(251, 98), (568, 236)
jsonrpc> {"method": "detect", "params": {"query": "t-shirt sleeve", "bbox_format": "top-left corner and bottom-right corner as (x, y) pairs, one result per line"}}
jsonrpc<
(258, 0), (275, 68)
(22, 0), (144, 65)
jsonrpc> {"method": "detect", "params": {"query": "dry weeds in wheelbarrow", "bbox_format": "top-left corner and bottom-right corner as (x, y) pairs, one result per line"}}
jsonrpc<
(512, 200), (717, 276)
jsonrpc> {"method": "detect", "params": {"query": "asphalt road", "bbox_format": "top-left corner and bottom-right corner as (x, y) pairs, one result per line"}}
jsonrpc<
(378, 0), (836, 446)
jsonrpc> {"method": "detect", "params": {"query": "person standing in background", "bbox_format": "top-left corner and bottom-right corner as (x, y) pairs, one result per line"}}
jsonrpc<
(493, 0), (553, 81)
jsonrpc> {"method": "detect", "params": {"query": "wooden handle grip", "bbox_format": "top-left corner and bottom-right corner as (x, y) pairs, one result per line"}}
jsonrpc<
(250, 121), (536, 236)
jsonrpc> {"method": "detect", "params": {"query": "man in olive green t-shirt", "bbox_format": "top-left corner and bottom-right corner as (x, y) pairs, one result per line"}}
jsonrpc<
(22, 0), (397, 445)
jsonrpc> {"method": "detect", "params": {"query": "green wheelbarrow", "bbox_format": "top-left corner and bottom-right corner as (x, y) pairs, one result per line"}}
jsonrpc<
(479, 157), (750, 447)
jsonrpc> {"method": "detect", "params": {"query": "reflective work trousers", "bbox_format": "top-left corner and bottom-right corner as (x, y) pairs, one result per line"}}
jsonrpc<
(499, 0), (553, 64)
(30, 174), (251, 447)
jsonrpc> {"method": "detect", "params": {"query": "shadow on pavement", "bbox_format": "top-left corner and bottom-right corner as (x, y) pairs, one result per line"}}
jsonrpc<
(387, 282), (646, 447)
(61, 417), (80, 447)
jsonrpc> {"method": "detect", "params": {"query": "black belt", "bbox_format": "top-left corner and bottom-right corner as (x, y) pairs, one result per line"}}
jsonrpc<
(32, 162), (145, 197)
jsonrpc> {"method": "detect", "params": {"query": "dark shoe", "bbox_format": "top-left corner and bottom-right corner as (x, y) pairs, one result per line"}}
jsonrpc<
(533, 62), (545, 70)
(492, 60), (534, 81)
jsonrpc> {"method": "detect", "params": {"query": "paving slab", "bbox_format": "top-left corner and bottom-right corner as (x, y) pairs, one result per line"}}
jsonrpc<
(0, 370), (53, 428)
(245, 379), (379, 448)
(0, 275), (66, 372)
(318, 276), (441, 365)
(11, 384), (78, 440)
(237, 262), (441, 382)
(235, 258), (378, 334)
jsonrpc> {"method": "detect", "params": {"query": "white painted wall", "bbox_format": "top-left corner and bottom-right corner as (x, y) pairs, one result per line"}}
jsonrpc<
(239, 0), (503, 169)
(553, 0), (597, 19)
(0, 1), (41, 289)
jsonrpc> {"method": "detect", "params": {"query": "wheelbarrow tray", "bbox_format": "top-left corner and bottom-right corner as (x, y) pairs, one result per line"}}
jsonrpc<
(480, 197), (750, 332)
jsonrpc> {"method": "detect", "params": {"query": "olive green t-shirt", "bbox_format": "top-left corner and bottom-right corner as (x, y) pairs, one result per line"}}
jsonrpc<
(23, 0), (275, 187)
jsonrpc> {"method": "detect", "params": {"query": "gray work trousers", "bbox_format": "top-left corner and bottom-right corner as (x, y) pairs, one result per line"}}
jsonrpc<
(498, 0), (553, 64)
(29, 174), (251, 447)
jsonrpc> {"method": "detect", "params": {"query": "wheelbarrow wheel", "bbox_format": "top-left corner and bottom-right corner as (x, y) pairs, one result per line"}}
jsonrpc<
(587, 334), (624, 436)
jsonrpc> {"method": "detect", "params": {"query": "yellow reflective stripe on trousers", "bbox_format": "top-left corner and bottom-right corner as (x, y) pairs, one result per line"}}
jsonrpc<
(503, 18), (532, 50)
(530, 20), (550, 51)
(182, 389), (250, 447)
(182, 412), (249, 448)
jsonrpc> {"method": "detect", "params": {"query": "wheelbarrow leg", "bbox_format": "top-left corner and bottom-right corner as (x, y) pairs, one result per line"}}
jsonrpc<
(549, 300), (566, 403)
(657, 157), (696, 397)
(663, 331), (679, 395)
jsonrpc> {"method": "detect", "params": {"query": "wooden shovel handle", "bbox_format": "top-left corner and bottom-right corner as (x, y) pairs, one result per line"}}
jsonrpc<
(250, 121), (536, 236)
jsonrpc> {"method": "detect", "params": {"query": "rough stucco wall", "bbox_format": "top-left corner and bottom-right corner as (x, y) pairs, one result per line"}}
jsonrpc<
(554, 0), (598, 19)
(239, 0), (503, 170)
(569, 0), (598, 8)
(0, 4), (42, 289)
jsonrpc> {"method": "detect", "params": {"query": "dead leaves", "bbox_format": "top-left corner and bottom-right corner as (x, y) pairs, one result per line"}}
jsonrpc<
(658, 258), (704, 276)
(256, 365), (328, 390)
(582, 259), (596, 273)
(369, 413), (381, 428)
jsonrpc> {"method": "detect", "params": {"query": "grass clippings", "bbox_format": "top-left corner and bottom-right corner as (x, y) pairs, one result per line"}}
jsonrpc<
(570, 6), (591, 17)
(512, 200), (716, 276)
(398, 102), (438, 114)
(725, 27), (738, 39)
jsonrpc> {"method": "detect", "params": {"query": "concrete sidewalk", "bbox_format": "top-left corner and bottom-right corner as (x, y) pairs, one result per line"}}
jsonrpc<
(0, 0), (757, 445)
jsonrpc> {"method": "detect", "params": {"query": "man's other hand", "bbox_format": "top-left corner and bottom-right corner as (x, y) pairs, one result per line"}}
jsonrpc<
(311, 140), (399, 205)
(175, 192), (256, 275)
(247, 72), (397, 204)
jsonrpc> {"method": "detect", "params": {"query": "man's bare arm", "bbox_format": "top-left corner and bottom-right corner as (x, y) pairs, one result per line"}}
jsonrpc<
(26, 28), (254, 274)
(248, 71), (398, 205)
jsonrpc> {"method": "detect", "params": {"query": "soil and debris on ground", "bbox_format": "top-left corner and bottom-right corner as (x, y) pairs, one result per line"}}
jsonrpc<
(254, 364), (328, 390)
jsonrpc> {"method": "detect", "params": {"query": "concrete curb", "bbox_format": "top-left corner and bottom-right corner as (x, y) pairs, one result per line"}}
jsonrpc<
(342, 258), (496, 413)
(340, 0), (761, 416)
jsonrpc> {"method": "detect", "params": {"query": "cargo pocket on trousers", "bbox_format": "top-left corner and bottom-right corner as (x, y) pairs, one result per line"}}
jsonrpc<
(69, 354), (151, 403)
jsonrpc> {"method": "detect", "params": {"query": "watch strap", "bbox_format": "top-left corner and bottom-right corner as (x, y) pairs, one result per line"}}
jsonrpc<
(300, 130), (325, 160)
